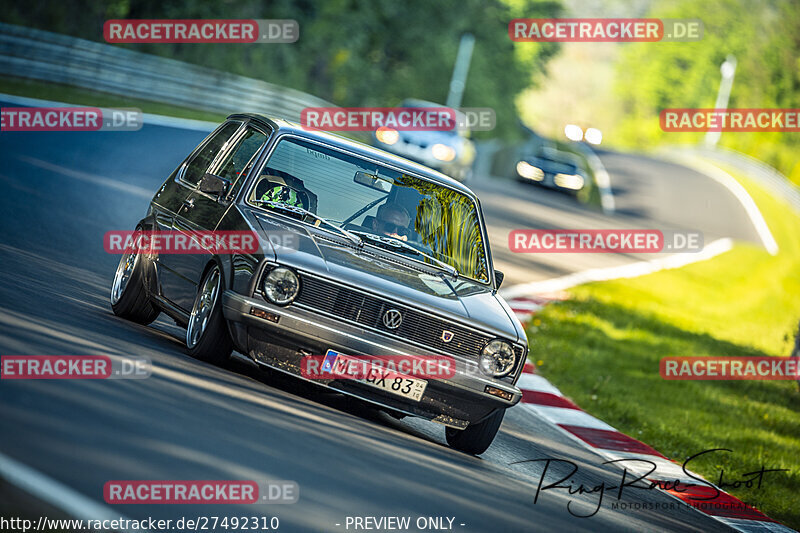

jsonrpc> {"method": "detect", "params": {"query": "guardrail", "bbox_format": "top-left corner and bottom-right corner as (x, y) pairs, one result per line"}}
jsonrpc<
(0, 22), (333, 123)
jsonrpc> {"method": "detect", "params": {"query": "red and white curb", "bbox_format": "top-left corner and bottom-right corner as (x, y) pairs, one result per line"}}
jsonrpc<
(507, 299), (794, 532)
(507, 293), (568, 324)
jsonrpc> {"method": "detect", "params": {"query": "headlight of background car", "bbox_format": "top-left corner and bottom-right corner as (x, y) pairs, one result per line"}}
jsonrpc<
(375, 127), (399, 145)
(262, 267), (300, 305)
(479, 339), (516, 378)
(431, 143), (456, 162)
(516, 161), (544, 181)
(554, 173), (585, 190)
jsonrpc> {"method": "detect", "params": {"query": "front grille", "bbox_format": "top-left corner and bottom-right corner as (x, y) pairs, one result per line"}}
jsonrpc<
(294, 274), (494, 356)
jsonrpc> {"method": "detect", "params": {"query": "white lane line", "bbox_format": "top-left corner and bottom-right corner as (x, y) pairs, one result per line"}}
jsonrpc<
(511, 312), (533, 323)
(666, 153), (779, 255)
(521, 404), (617, 431)
(0, 92), (217, 131)
(719, 518), (797, 533)
(509, 301), (543, 312)
(0, 451), (148, 533)
(517, 372), (562, 395)
(501, 237), (733, 299)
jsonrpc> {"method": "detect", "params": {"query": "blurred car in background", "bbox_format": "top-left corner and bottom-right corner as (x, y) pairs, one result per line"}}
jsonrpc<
(371, 99), (476, 182)
(515, 146), (587, 194)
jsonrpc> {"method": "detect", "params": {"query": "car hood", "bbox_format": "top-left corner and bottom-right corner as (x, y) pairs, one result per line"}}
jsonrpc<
(252, 212), (522, 342)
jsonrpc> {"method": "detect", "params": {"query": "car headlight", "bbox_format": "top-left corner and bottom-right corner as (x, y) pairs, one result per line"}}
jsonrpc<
(375, 127), (399, 145)
(479, 339), (517, 378)
(554, 173), (585, 190)
(262, 267), (300, 305)
(432, 143), (456, 162)
(516, 161), (544, 181)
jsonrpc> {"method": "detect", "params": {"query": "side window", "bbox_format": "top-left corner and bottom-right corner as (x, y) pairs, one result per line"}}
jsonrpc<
(182, 121), (241, 186)
(214, 126), (269, 197)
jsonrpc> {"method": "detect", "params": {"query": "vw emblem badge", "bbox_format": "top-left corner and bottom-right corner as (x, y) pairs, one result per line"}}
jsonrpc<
(441, 330), (454, 343)
(382, 309), (403, 330)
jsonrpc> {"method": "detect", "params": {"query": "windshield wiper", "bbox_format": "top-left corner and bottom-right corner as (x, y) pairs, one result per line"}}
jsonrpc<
(253, 199), (363, 246)
(341, 194), (389, 226)
(351, 231), (458, 278)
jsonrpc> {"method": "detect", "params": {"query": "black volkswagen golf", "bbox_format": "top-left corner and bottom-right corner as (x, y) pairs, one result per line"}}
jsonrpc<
(110, 114), (528, 454)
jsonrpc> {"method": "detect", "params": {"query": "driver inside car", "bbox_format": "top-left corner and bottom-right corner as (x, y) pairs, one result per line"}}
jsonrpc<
(372, 203), (411, 241)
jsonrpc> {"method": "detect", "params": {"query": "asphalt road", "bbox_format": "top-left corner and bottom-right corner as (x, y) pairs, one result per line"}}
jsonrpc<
(0, 107), (761, 532)
(473, 148), (762, 286)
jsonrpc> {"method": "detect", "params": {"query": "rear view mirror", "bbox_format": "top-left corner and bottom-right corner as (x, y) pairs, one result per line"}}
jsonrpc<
(199, 173), (231, 197)
(354, 171), (392, 192)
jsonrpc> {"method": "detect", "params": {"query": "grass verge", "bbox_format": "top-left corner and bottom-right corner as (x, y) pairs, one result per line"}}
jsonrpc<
(529, 166), (800, 527)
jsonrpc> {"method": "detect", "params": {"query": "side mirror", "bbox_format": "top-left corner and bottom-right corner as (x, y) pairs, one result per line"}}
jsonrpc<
(494, 269), (504, 289)
(199, 173), (231, 197)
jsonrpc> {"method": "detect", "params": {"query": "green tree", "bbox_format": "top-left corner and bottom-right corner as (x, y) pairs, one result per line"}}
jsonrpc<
(2, 0), (562, 139)
(615, 0), (800, 184)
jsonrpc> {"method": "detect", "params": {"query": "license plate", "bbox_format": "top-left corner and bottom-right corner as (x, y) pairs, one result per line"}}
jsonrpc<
(325, 350), (427, 402)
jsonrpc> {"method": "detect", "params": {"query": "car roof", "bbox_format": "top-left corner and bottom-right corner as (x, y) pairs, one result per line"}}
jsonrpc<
(228, 113), (474, 196)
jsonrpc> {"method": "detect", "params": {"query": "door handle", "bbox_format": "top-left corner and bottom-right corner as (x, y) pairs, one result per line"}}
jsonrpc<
(182, 198), (195, 209)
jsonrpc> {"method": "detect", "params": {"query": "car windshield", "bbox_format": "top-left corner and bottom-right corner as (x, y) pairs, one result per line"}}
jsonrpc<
(536, 157), (577, 174)
(248, 136), (489, 283)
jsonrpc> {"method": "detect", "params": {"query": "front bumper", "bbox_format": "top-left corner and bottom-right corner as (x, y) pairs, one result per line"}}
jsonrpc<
(222, 290), (521, 428)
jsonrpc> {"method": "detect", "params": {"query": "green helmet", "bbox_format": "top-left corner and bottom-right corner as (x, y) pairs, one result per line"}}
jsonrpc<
(260, 185), (303, 209)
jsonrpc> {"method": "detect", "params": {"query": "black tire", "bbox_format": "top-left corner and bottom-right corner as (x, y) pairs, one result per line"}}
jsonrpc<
(186, 265), (233, 365)
(445, 408), (505, 455)
(110, 247), (160, 325)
